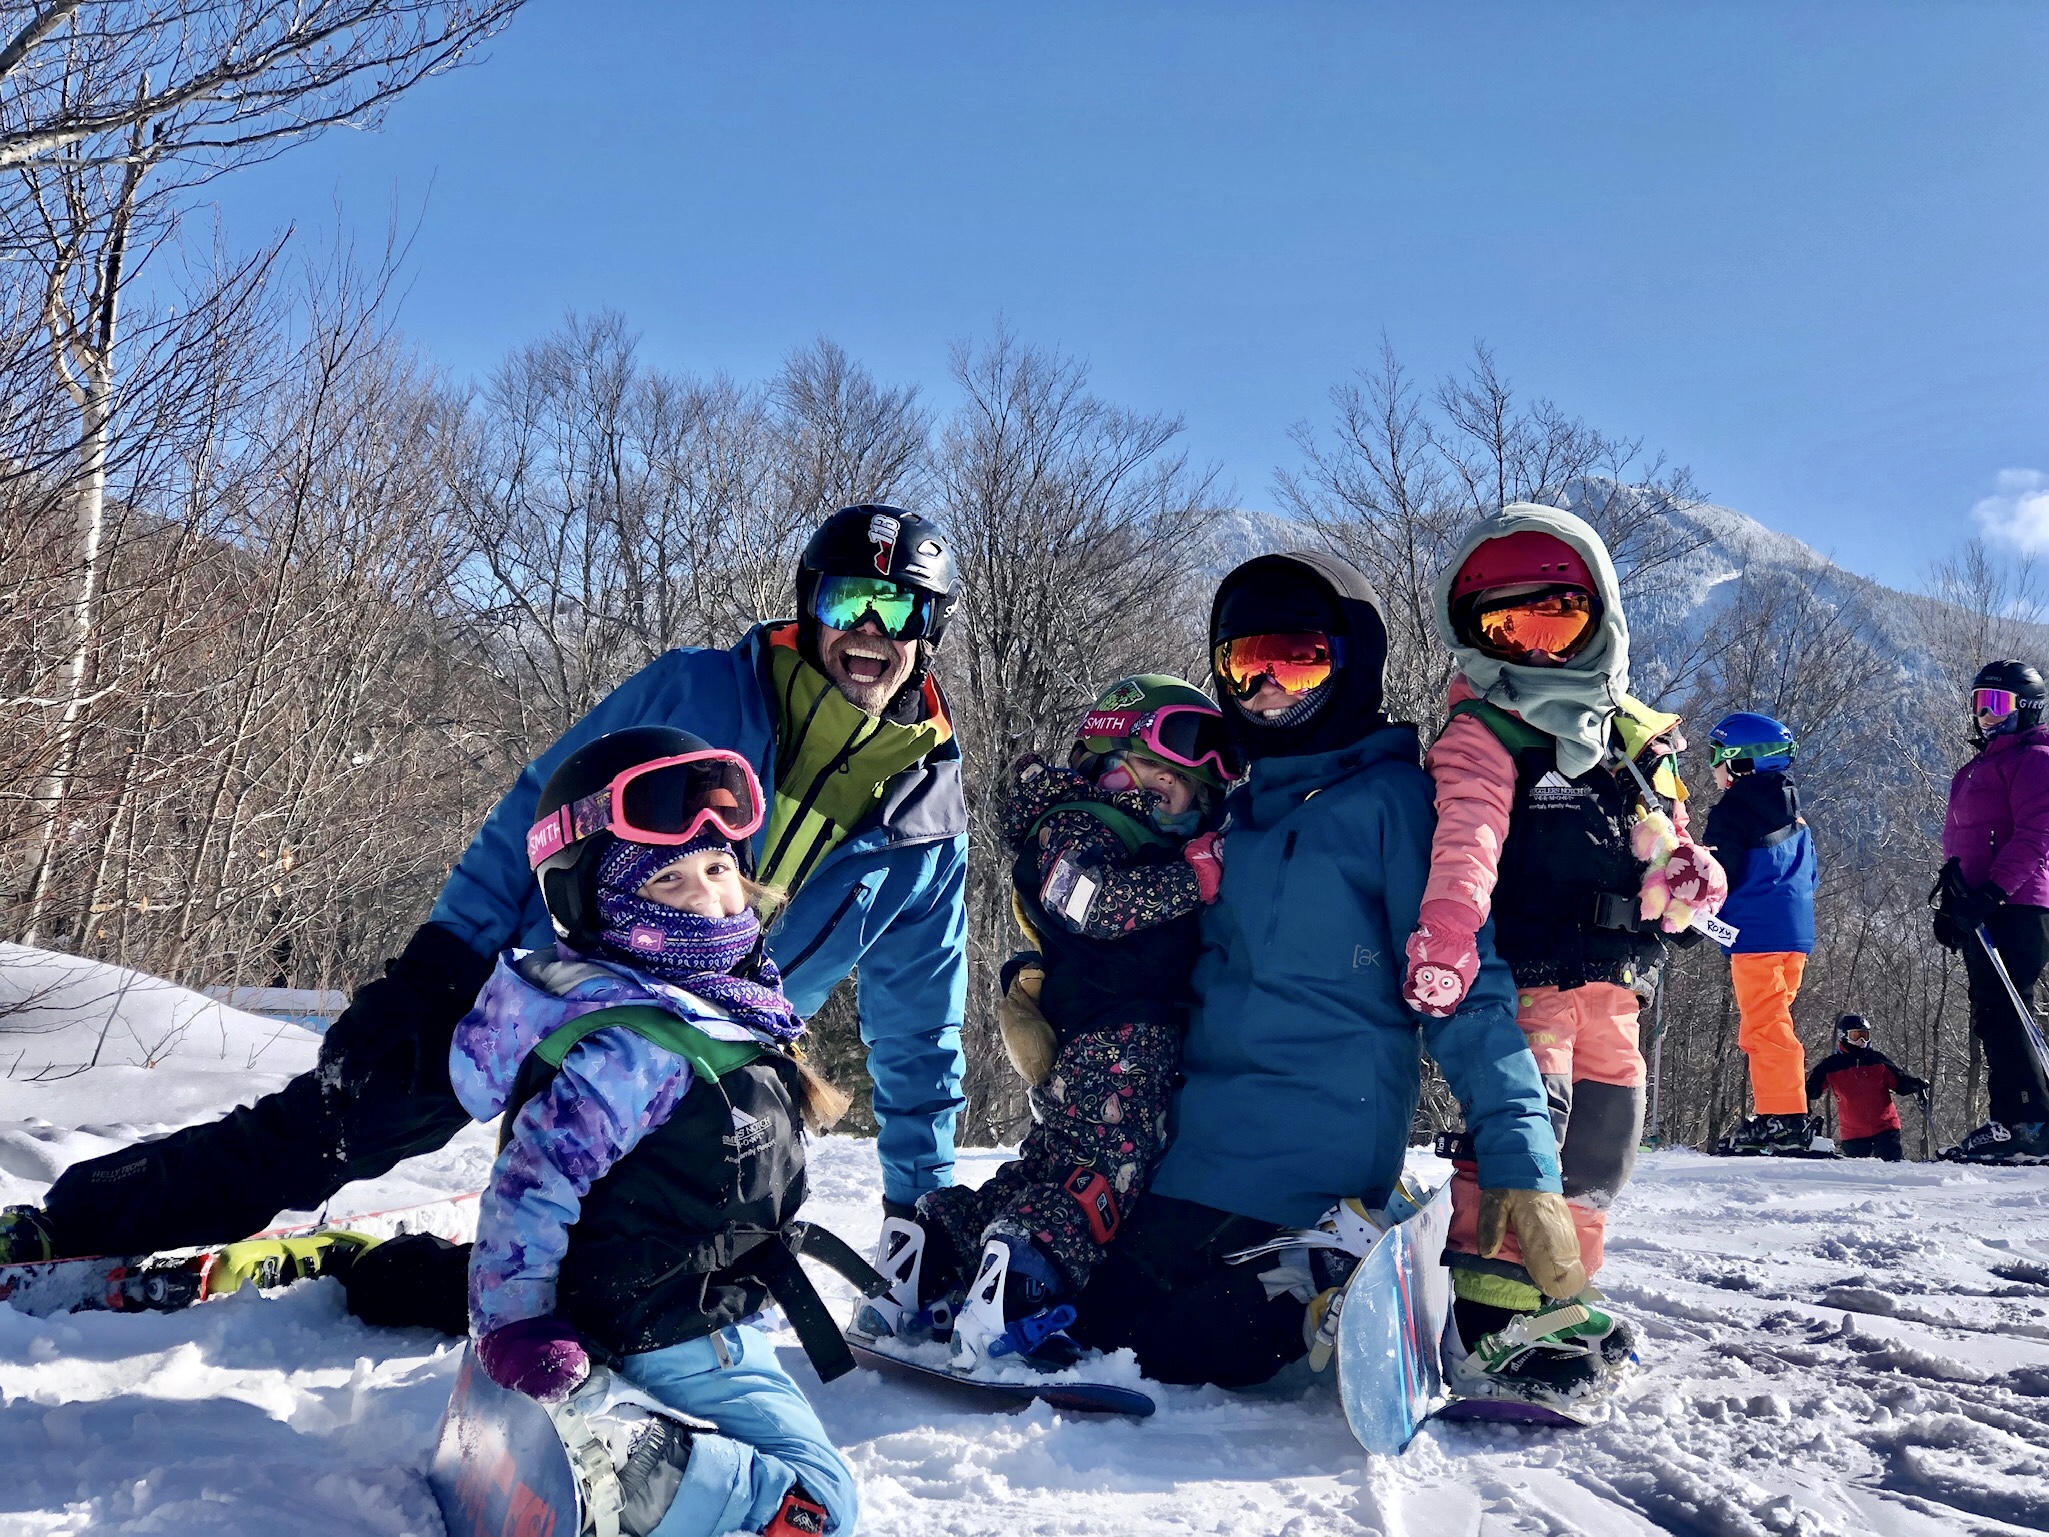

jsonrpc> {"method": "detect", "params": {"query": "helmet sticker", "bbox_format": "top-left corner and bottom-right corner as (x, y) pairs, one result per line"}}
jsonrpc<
(1096, 677), (1150, 710)
(867, 512), (901, 575)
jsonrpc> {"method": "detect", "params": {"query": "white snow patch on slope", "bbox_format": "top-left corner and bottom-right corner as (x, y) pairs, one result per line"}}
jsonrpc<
(0, 951), (2046, 1535)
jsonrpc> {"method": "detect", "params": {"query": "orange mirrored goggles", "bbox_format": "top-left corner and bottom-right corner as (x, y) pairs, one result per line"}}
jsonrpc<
(1212, 631), (1337, 700)
(1467, 588), (1597, 664)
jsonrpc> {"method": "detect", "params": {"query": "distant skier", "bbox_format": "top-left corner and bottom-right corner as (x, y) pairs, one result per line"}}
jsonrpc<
(1932, 661), (2049, 1163)
(1701, 713), (1821, 1156)
(1409, 505), (1726, 1408)
(854, 676), (1236, 1375)
(453, 727), (859, 1537)
(1068, 552), (1575, 1391)
(1806, 1015), (1927, 1161)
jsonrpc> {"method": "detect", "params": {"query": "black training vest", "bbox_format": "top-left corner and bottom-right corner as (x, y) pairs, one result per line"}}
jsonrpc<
(1012, 801), (1204, 1041)
(1450, 700), (1660, 991)
(504, 1008), (808, 1358)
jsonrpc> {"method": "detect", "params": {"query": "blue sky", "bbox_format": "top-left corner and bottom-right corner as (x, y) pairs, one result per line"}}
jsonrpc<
(201, 1), (2049, 590)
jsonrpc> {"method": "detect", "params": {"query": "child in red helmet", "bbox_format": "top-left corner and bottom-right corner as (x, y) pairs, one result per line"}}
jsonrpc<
(1406, 504), (1726, 1412)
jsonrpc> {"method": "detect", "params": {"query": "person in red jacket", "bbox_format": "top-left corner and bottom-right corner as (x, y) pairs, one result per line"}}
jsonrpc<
(1805, 1015), (1928, 1161)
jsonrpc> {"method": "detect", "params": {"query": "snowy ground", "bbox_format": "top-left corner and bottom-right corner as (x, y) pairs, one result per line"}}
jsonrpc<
(2, 953), (2048, 1535)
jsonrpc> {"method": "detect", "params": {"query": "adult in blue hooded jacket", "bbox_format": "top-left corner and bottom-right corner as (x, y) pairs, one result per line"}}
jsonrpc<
(8, 507), (970, 1289)
(1071, 552), (1572, 1389)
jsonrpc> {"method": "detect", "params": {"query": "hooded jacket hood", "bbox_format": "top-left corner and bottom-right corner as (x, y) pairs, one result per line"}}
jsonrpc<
(1210, 551), (1391, 760)
(1434, 504), (1630, 779)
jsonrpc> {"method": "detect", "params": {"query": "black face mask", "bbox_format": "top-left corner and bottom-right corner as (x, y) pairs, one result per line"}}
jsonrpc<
(1209, 552), (1391, 761)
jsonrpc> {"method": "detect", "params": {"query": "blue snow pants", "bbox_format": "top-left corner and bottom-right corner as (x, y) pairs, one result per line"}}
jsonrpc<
(621, 1323), (858, 1536)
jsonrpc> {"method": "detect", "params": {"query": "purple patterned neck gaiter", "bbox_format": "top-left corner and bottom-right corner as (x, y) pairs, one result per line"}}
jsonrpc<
(592, 836), (800, 1041)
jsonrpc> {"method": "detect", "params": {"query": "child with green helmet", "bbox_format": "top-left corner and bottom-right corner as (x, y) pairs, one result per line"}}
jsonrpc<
(850, 674), (1239, 1376)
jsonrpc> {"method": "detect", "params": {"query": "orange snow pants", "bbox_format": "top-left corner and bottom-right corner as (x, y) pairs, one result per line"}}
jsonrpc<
(1730, 951), (1809, 1115)
(1447, 981), (1644, 1285)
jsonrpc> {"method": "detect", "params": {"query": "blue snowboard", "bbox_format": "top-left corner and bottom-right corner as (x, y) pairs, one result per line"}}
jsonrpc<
(427, 1347), (584, 1537)
(1334, 1180), (1452, 1454)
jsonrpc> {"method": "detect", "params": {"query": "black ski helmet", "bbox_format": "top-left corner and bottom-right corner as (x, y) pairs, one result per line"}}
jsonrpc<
(532, 726), (744, 949)
(1971, 659), (2047, 736)
(797, 505), (960, 645)
(796, 505), (960, 720)
(1836, 1013), (1870, 1043)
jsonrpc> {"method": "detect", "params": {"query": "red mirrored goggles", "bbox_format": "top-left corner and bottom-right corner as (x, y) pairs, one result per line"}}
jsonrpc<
(1212, 632), (1338, 701)
(1974, 687), (2020, 721)
(526, 750), (766, 870)
(1465, 586), (1597, 665)
(1077, 703), (1243, 782)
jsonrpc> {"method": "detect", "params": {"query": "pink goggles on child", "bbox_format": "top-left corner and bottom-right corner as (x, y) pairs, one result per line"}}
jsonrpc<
(1974, 687), (2020, 721)
(526, 749), (766, 870)
(1077, 703), (1243, 782)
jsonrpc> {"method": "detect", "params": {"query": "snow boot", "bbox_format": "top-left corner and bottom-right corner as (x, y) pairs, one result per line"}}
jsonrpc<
(1717, 1112), (1814, 1156)
(0, 1205), (56, 1264)
(848, 1214), (963, 1345)
(949, 1235), (1084, 1375)
(1443, 1294), (1636, 1411)
(202, 1230), (378, 1298)
(1941, 1119), (2049, 1164)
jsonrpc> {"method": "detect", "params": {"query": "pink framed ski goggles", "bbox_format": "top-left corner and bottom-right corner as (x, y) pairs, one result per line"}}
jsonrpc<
(1974, 687), (2020, 721)
(1077, 703), (1243, 781)
(526, 749), (766, 870)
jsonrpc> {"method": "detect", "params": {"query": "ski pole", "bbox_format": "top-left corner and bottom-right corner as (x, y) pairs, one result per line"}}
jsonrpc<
(1973, 924), (2049, 1083)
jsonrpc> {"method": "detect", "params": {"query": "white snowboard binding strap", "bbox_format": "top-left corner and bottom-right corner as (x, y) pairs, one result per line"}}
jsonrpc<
(552, 1367), (716, 1537)
(849, 1214), (926, 1343)
(949, 1239), (1012, 1374)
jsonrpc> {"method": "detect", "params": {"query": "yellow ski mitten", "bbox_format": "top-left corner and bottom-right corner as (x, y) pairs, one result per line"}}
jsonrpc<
(1477, 1188), (1587, 1300)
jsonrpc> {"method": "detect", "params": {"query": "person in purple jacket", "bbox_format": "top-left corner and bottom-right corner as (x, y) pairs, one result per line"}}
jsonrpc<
(1932, 660), (2049, 1163)
(454, 724), (864, 1537)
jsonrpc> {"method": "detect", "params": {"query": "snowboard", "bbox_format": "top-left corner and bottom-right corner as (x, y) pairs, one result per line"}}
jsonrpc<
(428, 1346), (586, 1537)
(1712, 1146), (1841, 1160)
(0, 1193), (476, 1319)
(1431, 1394), (1592, 1429)
(1333, 1182), (1598, 1450)
(846, 1336), (1157, 1418)
(1334, 1180), (1453, 1454)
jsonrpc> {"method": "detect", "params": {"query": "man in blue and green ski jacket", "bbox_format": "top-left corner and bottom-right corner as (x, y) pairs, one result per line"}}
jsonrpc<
(5, 507), (971, 1320)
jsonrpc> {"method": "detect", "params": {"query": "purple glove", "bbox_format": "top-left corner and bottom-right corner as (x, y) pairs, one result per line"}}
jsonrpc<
(477, 1315), (590, 1403)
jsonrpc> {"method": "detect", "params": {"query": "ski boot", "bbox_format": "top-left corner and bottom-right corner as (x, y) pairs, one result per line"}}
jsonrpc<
(1443, 1293), (1636, 1411)
(0, 1205), (57, 1264)
(1717, 1112), (1813, 1156)
(202, 1230), (378, 1299)
(1941, 1119), (2049, 1164)
(949, 1235), (1084, 1375)
(847, 1213), (961, 1346)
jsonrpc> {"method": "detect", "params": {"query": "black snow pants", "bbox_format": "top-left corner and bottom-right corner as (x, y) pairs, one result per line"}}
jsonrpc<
(40, 1048), (472, 1259)
(1840, 1129), (1904, 1161)
(1962, 903), (2049, 1127)
(1069, 1192), (1306, 1388)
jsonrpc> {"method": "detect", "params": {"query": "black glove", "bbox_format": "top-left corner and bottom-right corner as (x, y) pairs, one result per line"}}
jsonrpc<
(1932, 911), (1965, 952)
(1895, 1074), (1929, 1099)
(1954, 879), (2008, 933)
(317, 923), (494, 1096)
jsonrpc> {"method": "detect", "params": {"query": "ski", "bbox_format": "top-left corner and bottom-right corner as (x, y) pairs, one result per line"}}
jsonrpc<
(846, 1336), (1156, 1418)
(0, 1192), (476, 1319)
